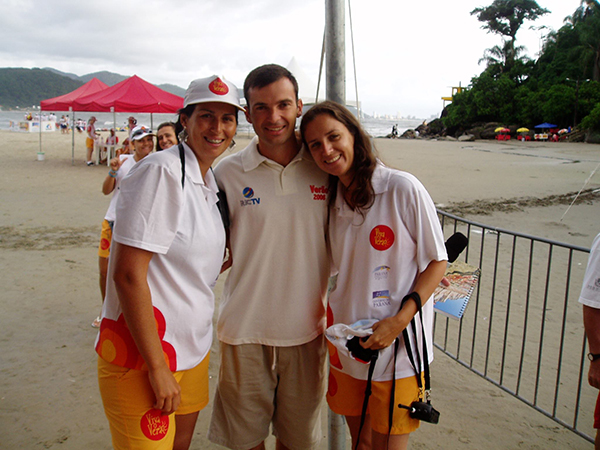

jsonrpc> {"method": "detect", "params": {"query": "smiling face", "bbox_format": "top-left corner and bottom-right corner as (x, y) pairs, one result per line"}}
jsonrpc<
(181, 102), (237, 173)
(157, 125), (177, 150)
(132, 135), (154, 161)
(303, 113), (356, 187)
(245, 77), (302, 153)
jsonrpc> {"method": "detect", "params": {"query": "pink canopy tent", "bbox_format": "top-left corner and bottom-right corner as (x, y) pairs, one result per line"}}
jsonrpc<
(40, 77), (109, 111)
(72, 75), (183, 113)
(38, 78), (109, 164)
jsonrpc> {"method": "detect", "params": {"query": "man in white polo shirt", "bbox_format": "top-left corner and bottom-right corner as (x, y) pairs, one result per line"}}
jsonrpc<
(208, 64), (330, 450)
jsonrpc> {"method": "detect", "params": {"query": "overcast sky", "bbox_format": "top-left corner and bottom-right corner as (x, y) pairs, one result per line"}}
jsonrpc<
(0, 0), (581, 118)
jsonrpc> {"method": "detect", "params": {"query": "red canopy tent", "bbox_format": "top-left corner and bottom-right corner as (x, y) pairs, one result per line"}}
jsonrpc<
(72, 75), (183, 113)
(40, 77), (109, 111)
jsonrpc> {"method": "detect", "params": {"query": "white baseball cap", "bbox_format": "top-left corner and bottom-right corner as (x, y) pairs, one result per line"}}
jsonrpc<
(184, 75), (243, 111)
(130, 125), (154, 141)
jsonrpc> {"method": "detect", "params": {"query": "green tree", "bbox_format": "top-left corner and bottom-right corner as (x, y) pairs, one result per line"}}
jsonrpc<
(471, 0), (549, 73)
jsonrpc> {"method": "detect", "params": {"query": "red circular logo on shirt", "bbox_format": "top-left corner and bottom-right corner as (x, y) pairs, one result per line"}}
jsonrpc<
(370, 225), (395, 251)
(209, 78), (229, 96)
(140, 409), (169, 441)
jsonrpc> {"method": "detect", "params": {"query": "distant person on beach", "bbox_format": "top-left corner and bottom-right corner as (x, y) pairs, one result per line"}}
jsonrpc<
(127, 116), (137, 139)
(580, 232), (600, 449)
(92, 125), (154, 329)
(208, 64), (330, 450)
(100, 128), (119, 164)
(95, 75), (241, 450)
(85, 116), (99, 166)
(59, 115), (68, 134)
(156, 121), (179, 151)
(392, 124), (398, 137)
(301, 101), (447, 450)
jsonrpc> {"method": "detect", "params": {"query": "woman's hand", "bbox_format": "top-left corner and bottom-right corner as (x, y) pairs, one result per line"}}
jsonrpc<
(148, 365), (182, 416)
(362, 316), (406, 350)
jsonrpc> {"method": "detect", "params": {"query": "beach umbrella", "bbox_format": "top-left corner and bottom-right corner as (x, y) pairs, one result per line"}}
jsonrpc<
(534, 122), (557, 129)
(517, 127), (529, 132)
(558, 128), (568, 134)
(495, 126), (505, 132)
(502, 128), (510, 133)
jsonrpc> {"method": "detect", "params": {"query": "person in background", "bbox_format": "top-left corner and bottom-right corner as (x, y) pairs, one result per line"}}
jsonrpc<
(86, 116), (99, 166)
(92, 125), (155, 328)
(301, 101), (447, 450)
(156, 121), (179, 151)
(127, 116), (137, 139)
(208, 64), (330, 450)
(100, 128), (120, 164)
(96, 75), (242, 450)
(580, 232), (600, 450)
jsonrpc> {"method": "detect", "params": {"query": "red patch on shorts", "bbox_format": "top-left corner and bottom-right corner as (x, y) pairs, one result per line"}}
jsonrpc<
(141, 409), (169, 441)
(100, 238), (110, 251)
(328, 371), (338, 396)
(369, 225), (395, 251)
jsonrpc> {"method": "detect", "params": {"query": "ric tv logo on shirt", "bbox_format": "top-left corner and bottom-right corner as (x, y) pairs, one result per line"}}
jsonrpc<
(240, 187), (261, 206)
(370, 225), (395, 251)
(310, 185), (329, 200)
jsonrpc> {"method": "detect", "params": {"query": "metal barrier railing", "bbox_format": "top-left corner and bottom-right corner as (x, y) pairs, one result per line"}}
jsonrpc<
(435, 211), (594, 444)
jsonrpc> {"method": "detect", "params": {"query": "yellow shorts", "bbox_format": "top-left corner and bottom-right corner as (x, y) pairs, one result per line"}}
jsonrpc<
(327, 367), (422, 435)
(98, 219), (113, 258)
(86, 137), (94, 149)
(98, 354), (210, 450)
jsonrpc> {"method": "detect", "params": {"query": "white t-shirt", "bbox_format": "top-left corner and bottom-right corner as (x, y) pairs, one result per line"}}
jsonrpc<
(104, 154), (136, 222)
(214, 137), (330, 346)
(328, 164), (447, 381)
(579, 233), (600, 309)
(95, 143), (225, 371)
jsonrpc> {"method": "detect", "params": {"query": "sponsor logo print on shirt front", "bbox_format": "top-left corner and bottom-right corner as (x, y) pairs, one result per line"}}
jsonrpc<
(370, 225), (395, 251)
(240, 187), (261, 206)
(372, 290), (391, 308)
(372, 265), (391, 281)
(310, 184), (329, 200)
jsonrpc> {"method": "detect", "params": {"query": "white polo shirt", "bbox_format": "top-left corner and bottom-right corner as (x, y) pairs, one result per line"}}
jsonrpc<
(95, 143), (225, 372)
(104, 154), (136, 222)
(328, 164), (447, 381)
(579, 233), (600, 309)
(214, 137), (330, 346)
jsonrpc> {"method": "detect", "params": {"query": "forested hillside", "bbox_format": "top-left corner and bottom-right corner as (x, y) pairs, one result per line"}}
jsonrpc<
(0, 68), (83, 109)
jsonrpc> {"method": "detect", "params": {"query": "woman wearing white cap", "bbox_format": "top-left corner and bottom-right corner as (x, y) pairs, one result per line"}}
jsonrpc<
(95, 75), (243, 450)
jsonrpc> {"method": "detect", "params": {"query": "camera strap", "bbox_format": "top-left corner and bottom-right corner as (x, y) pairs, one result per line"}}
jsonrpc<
(400, 292), (432, 397)
(354, 350), (378, 450)
(178, 142), (230, 228)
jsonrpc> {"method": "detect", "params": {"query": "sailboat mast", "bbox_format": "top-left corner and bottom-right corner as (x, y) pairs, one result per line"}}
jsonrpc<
(325, 0), (345, 105)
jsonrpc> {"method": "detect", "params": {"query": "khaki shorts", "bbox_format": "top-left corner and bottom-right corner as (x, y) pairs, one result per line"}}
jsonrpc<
(208, 335), (327, 450)
(98, 354), (209, 450)
(98, 219), (113, 258)
(327, 367), (422, 435)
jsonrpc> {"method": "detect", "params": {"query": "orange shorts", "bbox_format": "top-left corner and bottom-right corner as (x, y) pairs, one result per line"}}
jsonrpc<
(86, 137), (94, 149)
(327, 367), (422, 435)
(98, 219), (113, 258)
(98, 354), (209, 450)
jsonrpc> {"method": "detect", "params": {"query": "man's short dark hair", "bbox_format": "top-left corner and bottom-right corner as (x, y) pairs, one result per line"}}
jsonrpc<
(243, 64), (299, 105)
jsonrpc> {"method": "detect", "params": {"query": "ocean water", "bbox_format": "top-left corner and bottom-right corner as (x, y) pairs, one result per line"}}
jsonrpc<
(0, 110), (423, 138)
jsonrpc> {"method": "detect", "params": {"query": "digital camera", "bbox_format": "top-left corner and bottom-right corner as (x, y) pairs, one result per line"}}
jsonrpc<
(408, 401), (440, 424)
(346, 336), (378, 363)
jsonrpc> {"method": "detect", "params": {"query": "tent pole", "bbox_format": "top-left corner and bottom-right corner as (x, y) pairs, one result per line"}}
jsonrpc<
(70, 107), (75, 166)
(151, 113), (153, 130)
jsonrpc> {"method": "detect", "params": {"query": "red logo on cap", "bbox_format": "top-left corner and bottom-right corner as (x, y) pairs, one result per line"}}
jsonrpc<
(369, 225), (395, 251)
(209, 78), (229, 96)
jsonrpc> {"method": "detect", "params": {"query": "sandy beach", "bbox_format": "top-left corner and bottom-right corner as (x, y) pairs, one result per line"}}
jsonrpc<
(1, 129), (598, 449)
